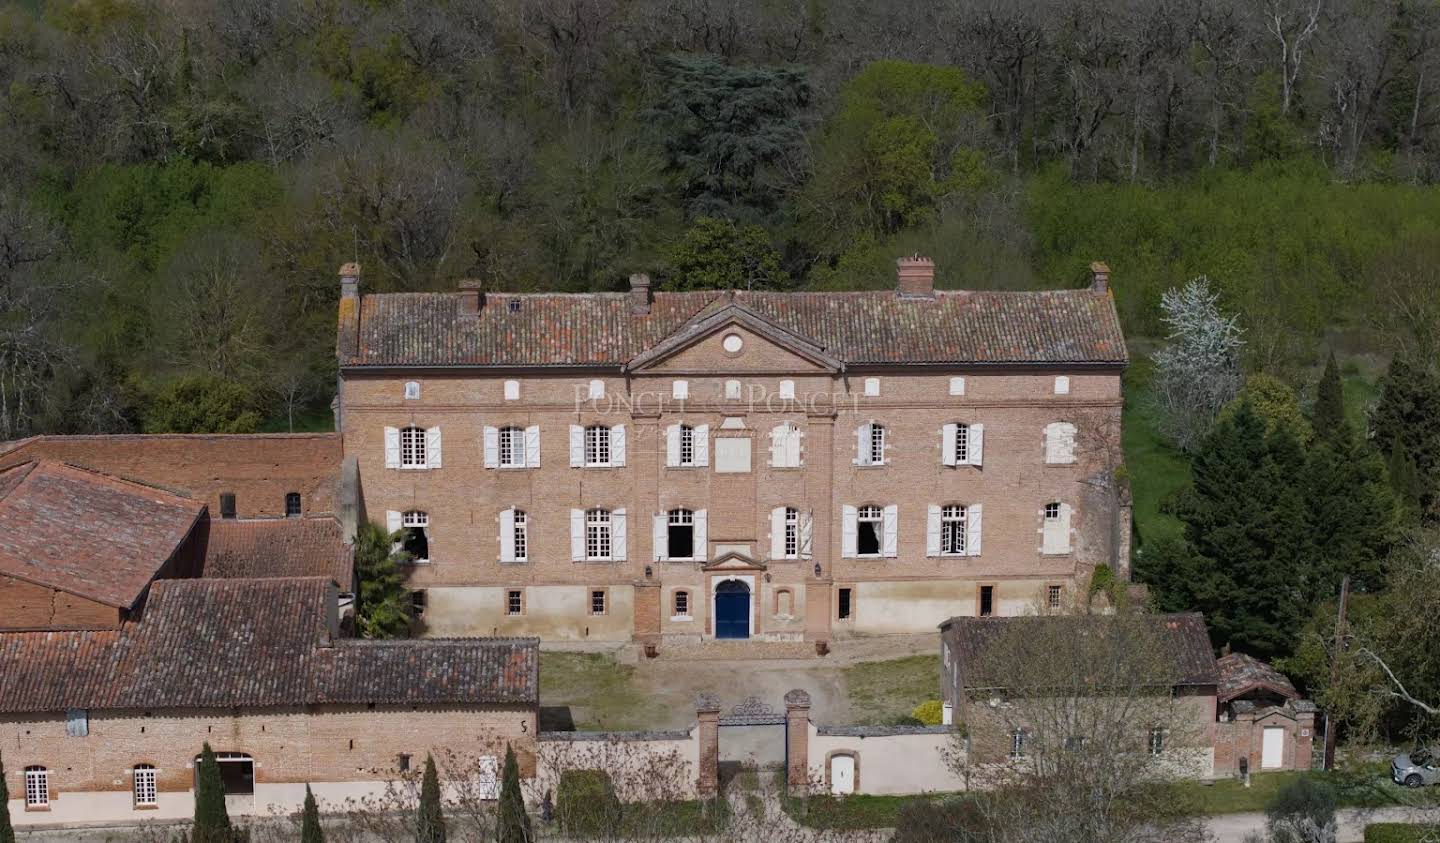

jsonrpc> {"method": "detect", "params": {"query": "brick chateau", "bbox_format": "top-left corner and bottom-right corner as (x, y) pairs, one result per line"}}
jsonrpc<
(336, 257), (1131, 645)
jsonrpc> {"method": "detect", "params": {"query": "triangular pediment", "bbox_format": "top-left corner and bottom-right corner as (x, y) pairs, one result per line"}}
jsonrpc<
(627, 300), (843, 374)
(702, 551), (766, 572)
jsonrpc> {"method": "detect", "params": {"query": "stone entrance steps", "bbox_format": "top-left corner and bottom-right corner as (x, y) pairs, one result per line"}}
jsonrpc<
(648, 639), (819, 661)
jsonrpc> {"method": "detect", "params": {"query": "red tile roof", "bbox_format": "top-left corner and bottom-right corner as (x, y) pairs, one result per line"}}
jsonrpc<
(0, 578), (539, 713)
(342, 288), (1127, 368)
(0, 461), (204, 609)
(942, 612), (1219, 690)
(202, 517), (354, 593)
(1217, 652), (1299, 703)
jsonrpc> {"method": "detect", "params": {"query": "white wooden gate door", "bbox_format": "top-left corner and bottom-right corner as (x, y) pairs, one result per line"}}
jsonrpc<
(830, 755), (855, 795)
(1261, 727), (1285, 769)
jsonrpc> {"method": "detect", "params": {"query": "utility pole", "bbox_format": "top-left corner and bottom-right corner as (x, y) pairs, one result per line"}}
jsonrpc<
(1323, 575), (1351, 771)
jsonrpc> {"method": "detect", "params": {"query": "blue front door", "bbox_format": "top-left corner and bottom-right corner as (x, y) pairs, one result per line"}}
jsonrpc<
(715, 580), (750, 639)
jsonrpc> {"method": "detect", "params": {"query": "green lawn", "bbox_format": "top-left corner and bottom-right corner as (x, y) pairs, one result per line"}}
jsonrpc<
(1169, 768), (1439, 816)
(539, 652), (671, 731)
(843, 654), (942, 726)
(781, 788), (966, 830)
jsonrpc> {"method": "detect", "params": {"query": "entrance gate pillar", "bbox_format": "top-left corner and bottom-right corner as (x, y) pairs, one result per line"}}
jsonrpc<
(784, 689), (812, 796)
(696, 693), (721, 798)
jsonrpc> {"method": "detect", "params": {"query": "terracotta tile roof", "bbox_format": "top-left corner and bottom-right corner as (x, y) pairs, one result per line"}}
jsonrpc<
(0, 578), (539, 713)
(1217, 652), (1299, 704)
(342, 288), (1127, 368)
(313, 638), (540, 706)
(202, 517), (354, 593)
(942, 612), (1219, 690)
(0, 461), (205, 609)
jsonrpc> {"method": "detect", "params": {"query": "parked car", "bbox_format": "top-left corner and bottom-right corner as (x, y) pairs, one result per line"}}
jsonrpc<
(1392, 747), (1440, 788)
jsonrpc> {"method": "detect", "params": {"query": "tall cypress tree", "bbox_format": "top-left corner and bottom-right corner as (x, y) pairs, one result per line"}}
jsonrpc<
(1371, 356), (1440, 517)
(415, 754), (446, 843)
(1301, 425), (1398, 595)
(301, 784), (324, 843)
(0, 756), (15, 843)
(495, 745), (530, 843)
(1313, 351), (1346, 438)
(1388, 439), (1423, 517)
(193, 743), (233, 843)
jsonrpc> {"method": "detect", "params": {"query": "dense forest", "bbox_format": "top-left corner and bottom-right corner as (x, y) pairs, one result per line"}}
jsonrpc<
(2, 0), (1440, 437)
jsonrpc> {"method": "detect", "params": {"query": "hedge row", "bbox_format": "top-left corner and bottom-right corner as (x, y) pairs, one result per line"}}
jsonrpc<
(1365, 823), (1440, 843)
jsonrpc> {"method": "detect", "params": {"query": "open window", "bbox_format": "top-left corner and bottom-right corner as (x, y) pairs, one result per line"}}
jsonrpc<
(195, 753), (254, 796)
(667, 509), (694, 559)
(978, 585), (995, 617)
(402, 511), (430, 562)
(837, 588), (853, 620)
(856, 506), (882, 556)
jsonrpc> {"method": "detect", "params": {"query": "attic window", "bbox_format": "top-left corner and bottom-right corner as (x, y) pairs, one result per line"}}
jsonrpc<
(220, 493), (237, 519)
(508, 298), (522, 313)
(722, 334), (744, 354)
(284, 493), (302, 517)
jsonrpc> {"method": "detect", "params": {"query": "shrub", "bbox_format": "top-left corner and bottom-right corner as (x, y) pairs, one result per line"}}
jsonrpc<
(556, 770), (622, 834)
(891, 798), (988, 843)
(911, 700), (944, 726)
(1265, 777), (1337, 843)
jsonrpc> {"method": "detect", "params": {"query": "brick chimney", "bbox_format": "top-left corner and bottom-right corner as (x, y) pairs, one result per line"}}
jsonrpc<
(339, 262), (361, 299)
(1090, 261), (1111, 293)
(630, 273), (652, 315)
(896, 256), (935, 298)
(458, 280), (484, 316)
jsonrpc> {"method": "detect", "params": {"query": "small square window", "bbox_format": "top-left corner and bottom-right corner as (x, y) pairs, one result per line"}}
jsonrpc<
(673, 590), (689, 617)
(404, 381), (421, 400)
(219, 493), (236, 519)
(588, 380), (605, 399)
(725, 380), (742, 400)
(284, 492), (302, 517)
(949, 376), (966, 396)
(1047, 584), (1063, 609)
(672, 380), (689, 400)
(590, 589), (607, 615)
(411, 590), (427, 615)
(504, 380), (520, 401)
(1054, 376), (1071, 395)
(397, 753), (412, 772)
(779, 380), (796, 400)
(506, 589), (523, 616)
(863, 377), (880, 396)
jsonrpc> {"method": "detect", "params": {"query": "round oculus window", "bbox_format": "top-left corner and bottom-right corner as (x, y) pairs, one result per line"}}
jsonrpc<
(722, 334), (744, 353)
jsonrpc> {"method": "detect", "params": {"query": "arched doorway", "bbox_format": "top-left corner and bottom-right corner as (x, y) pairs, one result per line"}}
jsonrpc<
(715, 580), (751, 639)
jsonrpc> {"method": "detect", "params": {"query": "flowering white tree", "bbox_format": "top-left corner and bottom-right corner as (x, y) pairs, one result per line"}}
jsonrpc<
(1152, 277), (1245, 451)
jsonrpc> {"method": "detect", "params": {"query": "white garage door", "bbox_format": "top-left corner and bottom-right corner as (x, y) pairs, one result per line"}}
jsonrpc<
(830, 755), (855, 795)
(1261, 727), (1285, 769)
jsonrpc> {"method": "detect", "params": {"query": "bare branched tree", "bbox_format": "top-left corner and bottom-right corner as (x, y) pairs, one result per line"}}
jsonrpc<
(951, 611), (1212, 843)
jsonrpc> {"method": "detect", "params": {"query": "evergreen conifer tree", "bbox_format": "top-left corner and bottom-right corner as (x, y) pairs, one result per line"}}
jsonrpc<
(0, 756), (15, 843)
(193, 743), (233, 843)
(1164, 401), (1312, 657)
(301, 784), (324, 843)
(1301, 424), (1398, 594)
(495, 744), (530, 843)
(1313, 351), (1346, 437)
(1371, 356), (1440, 517)
(416, 754), (446, 843)
(1388, 439), (1423, 517)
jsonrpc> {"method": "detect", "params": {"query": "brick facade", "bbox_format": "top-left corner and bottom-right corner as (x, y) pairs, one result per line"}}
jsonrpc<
(0, 433), (341, 520)
(2, 704), (535, 825)
(341, 353), (1125, 643)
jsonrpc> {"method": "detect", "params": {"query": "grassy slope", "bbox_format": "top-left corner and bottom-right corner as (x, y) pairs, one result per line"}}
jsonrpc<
(1122, 358), (1190, 546)
(538, 652), (672, 731)
(843, 654), (942, 726)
